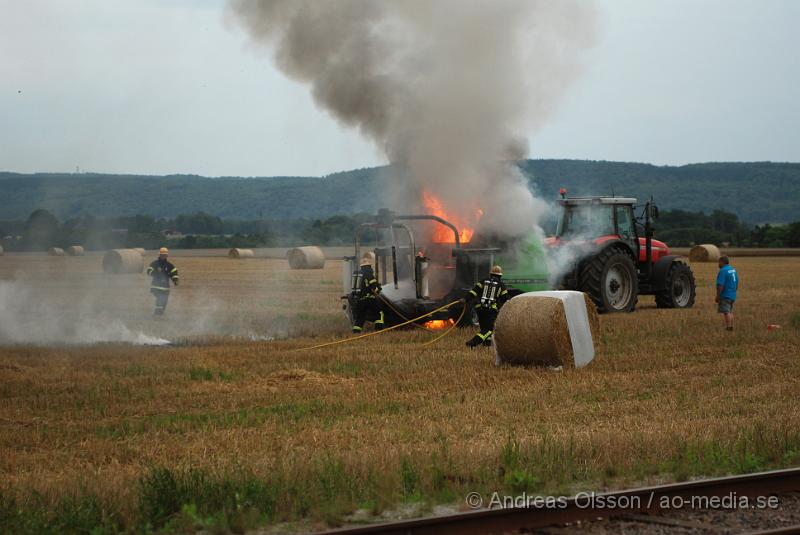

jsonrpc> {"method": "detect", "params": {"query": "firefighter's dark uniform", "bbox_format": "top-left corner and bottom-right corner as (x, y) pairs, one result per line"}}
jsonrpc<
(147, 258), (179, 315)
(351, 264), (385, 333)
(465, 272), (509, 347)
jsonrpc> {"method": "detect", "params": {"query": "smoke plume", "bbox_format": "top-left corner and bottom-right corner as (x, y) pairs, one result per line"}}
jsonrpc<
(0, 276), (281, 347)
(226, 0), (596, 237)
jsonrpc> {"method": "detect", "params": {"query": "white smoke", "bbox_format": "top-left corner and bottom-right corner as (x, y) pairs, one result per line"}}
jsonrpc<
(545, 239), (599, 287)
(0, 280), (170, 346)
(0, 274), (286, 347)
(226, 0), (597, 237)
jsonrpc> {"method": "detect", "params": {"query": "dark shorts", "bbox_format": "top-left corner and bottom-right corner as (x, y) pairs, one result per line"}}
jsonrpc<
(718, 299), (734, 314)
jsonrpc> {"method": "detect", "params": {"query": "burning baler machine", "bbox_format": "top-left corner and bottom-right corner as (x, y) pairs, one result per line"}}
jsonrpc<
(342, 209), (549, 328)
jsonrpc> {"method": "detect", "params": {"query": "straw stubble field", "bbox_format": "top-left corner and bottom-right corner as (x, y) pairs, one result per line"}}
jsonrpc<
(1, 253), (799, 532)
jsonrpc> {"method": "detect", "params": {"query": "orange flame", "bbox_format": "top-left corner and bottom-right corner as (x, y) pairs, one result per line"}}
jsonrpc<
(421, 191), (483, 244)
(423, 319), (455, 330)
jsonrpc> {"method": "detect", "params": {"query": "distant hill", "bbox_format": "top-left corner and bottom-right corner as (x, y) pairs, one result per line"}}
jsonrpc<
(1, 160), (798, 223)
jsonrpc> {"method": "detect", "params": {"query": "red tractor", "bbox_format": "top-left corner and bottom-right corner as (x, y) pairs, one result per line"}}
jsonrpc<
(545, 192), (696, 313)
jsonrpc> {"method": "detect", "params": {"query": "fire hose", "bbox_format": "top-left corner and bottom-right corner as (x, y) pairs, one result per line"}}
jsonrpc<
(293, 299), (466, 352)
(378, 295), (441, 332)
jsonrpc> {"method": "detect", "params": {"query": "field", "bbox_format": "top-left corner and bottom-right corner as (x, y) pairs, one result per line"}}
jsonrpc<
(1, 252), (800, 533)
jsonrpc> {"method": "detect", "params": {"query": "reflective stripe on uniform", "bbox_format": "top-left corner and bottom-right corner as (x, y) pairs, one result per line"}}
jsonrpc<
(477, 330), (493, 341)
(151, 286), (170, 291)
(170, 268), (178, 274)
(375, 311), (385, 325)
(146, 267), (154, 274)
(352, 326), (363, 332)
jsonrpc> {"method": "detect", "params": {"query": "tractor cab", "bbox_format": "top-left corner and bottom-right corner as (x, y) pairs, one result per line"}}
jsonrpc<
(553, 196), (669, 265)
(556, 196), (636, 240)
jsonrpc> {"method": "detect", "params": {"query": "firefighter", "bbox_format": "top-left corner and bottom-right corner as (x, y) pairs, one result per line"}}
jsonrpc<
(351, 257), (385, 333)
(147, 247), (179, 315)
(464, 265), (509, 347)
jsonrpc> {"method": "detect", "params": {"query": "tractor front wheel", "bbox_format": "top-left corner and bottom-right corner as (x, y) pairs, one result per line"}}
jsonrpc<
(579, 246), (639, 313)
(655, 261), (696, 309)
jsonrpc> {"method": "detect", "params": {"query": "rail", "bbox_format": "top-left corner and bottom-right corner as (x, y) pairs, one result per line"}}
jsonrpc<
(312, 468), (800, 535)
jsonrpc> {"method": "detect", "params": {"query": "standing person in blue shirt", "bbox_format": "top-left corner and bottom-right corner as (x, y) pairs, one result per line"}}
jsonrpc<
(715, 256), (738, 331)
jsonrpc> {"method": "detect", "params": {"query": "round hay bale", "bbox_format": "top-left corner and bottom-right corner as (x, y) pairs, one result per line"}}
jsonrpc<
(688, 244), (721, 262)
(228, 248), (255, 259)
(132, 248), (146, 255)
(66, 245), (85, 256)
(102, 249), (144, 274)
(287, 246), (325, 269)
(48, 247), (65, 256)
(494, 291), (599, 368)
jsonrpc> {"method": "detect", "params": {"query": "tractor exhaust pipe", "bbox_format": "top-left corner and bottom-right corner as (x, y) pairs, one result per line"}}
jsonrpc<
(644, 197), (657, 279)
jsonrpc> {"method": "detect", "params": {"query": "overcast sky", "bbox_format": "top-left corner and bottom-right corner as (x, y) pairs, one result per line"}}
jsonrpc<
(1, 0), (798, 177)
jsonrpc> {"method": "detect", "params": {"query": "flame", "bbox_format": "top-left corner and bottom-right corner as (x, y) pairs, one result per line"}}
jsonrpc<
(421, 191), (483, 244)
(423, 319), (455, 330)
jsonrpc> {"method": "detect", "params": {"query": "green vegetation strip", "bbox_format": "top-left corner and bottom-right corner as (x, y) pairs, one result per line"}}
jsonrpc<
(4, 424), (800, 534)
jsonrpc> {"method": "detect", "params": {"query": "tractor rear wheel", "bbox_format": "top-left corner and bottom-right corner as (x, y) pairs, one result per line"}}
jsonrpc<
(579, 246), (638, 313)
(655, 261), (696, 309)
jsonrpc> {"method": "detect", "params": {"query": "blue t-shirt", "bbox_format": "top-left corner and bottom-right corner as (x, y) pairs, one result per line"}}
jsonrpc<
(716, 264), (738, 301)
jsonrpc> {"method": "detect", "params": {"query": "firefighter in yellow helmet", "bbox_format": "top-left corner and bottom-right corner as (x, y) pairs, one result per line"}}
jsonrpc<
(146, 247), (179, 315)
(350, 256), (385, 333)
(464, 265), (509, 347)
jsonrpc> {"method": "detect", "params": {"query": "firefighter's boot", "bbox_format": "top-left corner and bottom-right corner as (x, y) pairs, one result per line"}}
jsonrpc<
(374, 311), (385, 331)
(465, 334), (483, 348)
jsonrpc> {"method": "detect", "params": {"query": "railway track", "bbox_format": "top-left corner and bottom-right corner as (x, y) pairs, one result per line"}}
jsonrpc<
(314, 468), (800, 535)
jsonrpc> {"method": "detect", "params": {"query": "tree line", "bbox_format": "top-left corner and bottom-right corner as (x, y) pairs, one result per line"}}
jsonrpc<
(2, 208), (799, 253)
(655, 209), (800, 247)
(0, 210), (375, 252)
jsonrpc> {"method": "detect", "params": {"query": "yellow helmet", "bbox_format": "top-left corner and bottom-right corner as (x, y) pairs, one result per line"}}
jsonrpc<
(490, 265), (503, 276)
(159, 247), (169, 255)
(360, 257), (372, 267)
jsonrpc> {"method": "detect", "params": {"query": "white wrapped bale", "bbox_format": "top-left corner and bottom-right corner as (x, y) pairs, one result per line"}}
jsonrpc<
(66, 245), (85, 256)
(287, 246), (325, 269)
(48, 247), (65, 256)
(689, 244), (721, 262)
(229, 248), (255, 259)
(102, 249), (144, 274)
(494, 291), (599, 368)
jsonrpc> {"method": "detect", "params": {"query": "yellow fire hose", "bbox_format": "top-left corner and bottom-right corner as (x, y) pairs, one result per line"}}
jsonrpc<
(378, 295), (439, 332)
(418, 300), (467, 347)
(294, 299), (465, 352)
